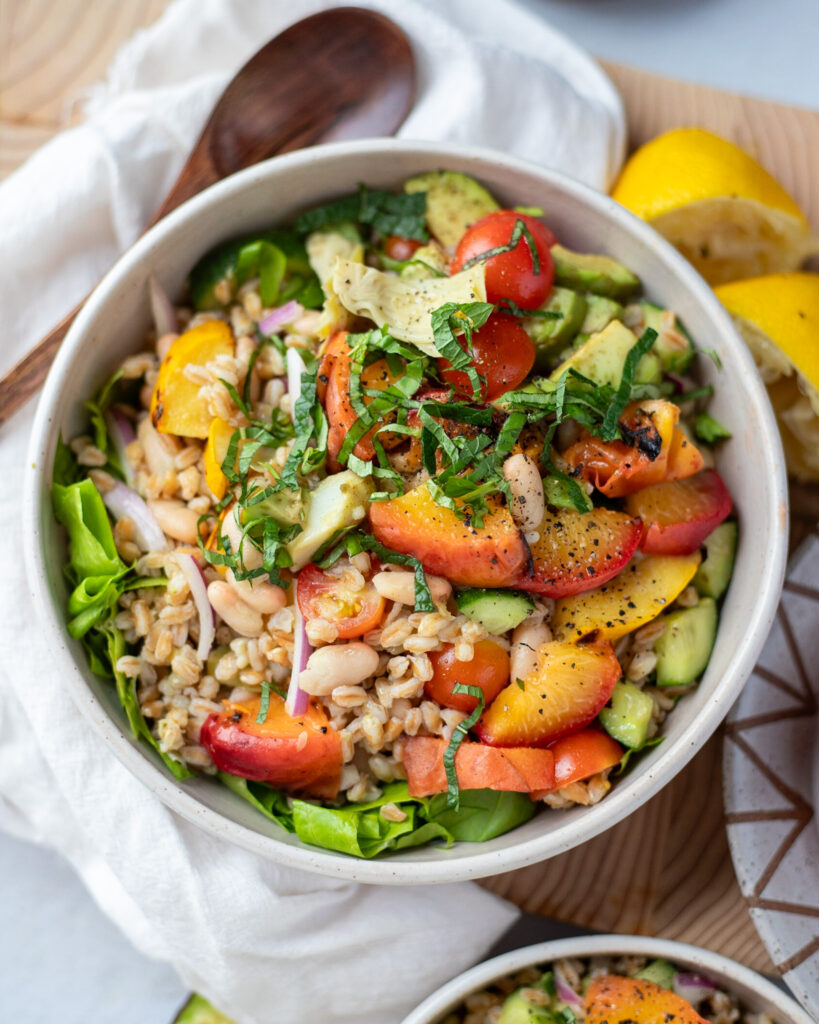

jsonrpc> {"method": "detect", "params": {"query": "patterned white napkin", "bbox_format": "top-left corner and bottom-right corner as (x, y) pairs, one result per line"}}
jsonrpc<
(0, 3), (624, 1022)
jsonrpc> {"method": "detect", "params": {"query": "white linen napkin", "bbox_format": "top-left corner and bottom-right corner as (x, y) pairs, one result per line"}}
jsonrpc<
(0, 3), (624, 1022)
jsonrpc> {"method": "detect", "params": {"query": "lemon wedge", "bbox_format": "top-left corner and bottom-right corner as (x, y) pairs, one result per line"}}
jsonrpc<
(715, 273), (819, 481)
(612, 128), (817, 285)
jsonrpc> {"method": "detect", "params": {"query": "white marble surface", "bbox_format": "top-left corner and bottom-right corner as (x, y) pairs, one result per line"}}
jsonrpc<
(4, 2), (818, 1022)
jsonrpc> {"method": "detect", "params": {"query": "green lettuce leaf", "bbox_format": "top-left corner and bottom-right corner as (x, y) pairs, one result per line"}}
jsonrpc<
(220, 774), (536, 858)
(52, 478), (130, 637)
(102, 625), (191, 780)
(424, 788), (536, 841)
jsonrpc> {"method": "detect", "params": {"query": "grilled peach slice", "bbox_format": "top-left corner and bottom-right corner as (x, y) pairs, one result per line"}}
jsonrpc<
(402, 736), (555, 797)
(518, 506), (642, 597)
(561, 399), (681, 497)
(475, 639), (621, 747)
(586, 975), (709, 1024)
(625, 469), (733, 555)
(201, 693), (342, 799)
(368, 485), (528, 588)
(552, 552), (701, 642)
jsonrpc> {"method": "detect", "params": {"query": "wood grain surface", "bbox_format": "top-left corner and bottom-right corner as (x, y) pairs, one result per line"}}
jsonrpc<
(4, 0), (819, 979)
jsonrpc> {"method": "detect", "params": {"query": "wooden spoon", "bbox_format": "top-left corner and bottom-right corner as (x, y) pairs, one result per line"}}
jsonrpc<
(0, 7), (414, 426)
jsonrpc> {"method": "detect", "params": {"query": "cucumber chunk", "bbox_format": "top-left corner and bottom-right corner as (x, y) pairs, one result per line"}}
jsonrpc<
(654, 598), (718, 687)
(456, 588), (535, 635)
(694, 521), (738, 599)
(636, 959), (676, 989)
(498, 990), (553, 1024)
(638, 300), (695, 371)
(599, 680), (654, 748)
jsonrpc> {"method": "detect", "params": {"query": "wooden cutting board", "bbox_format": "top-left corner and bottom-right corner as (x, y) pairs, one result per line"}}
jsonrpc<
(4, 1), (819, 978)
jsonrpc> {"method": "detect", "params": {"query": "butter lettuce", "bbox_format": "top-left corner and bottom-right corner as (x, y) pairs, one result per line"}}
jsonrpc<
(221, 777), (535, 858)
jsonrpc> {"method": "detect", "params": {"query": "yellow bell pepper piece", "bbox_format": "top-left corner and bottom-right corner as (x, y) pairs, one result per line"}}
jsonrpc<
(204, 417), (236, 499)
(150, 321), (234, 438)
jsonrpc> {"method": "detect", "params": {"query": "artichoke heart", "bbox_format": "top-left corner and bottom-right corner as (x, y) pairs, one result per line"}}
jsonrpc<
(307, 230), (365, 339)
(331, 259), (486, 355)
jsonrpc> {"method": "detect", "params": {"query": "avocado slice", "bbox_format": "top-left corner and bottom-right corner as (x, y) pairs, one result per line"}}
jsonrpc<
(456, 588), (535, 635)
(286, 470), (374, 571)
(581, 294), (624, 335)
(636, 959), (676, 989)
(655, 598), (718, 686)
(599, 680), (654, 748)
(637, 300), (695, 371)
(694, 521), (738, 599)
(498, 989), (555, 1024)
(551, 244), (641, 299)
(550, 319), (661, 387)
(173, 994), (236, 1024)
(524, 286), (588, 370)
(404, 170), (500, 248)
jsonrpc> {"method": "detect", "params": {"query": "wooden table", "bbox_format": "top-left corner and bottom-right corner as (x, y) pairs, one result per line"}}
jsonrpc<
(5, 0), (819, 980)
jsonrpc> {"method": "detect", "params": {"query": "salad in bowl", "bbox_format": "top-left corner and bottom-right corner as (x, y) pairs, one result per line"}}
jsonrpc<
(401, 936), (811, 1024)
(52, 168), (738, 860)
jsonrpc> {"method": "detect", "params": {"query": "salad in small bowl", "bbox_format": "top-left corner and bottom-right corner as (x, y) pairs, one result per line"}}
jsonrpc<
(52, 167), (739, 857)
(401, 935), (811, 1024)
(29, 141), (785, 881)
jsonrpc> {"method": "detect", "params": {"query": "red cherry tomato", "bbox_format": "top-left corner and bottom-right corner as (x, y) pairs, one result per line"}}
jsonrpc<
(297, 562), (386, 639)
(425, 639), (510, 713)
(384, 235), (423, 262)
(451, 210), (556, 310)
(437, 313), (535, 400)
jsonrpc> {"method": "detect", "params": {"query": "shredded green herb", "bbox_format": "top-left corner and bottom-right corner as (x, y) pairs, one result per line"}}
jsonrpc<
(460, 218), (542, 275)
(295, 185), (429, 241)
(694, 412), (732, 444)
(443, 683), (485, 810)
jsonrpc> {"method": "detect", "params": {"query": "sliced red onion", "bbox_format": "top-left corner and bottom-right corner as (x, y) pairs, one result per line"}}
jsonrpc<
(177, 553), (215, 661)
(102, 480), (169, 553)
(105, 407), (137, 487)
(286, 346), (307, 420)
(285, 581), (311, 717)
(259, 300), (303, 336)
(555, 976), (583, 1007)
(673, 972), (717, 1004)
(149, 274), (178, 337)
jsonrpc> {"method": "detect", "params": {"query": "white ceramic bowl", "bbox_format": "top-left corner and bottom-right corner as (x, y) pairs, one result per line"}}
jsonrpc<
(25, 139), (788, 884)
(400, 935), (812, 1023)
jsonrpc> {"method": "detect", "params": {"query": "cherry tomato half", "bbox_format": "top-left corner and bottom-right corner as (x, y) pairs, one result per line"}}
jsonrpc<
(384, 235), (423, 262)
(425, 639), (511, 713)
(437, 313), (535, 400)
(451, 210), (556, 310)
(297, 561), (386, 639)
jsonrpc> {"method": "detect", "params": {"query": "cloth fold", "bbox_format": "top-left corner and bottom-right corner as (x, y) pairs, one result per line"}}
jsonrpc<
(0, 3), (624, 1022)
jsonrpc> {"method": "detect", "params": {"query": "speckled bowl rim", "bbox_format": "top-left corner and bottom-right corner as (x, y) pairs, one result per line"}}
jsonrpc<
(24, 139), (788, 884)
(399, 934), (813, 1024)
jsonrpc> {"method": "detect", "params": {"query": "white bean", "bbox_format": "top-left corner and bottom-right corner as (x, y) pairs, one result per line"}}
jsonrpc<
(503, 453), (545, 534)
(226, 569), (287, 614)
(206, 580), (264, 637)
(148, 499), (200, 544)
(298, 643), (380, 696)
(137, 416), (178, 476)
(222, 508), (263, 570)
(372, 570), (451, 606)
(509, 615), (553, 682)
